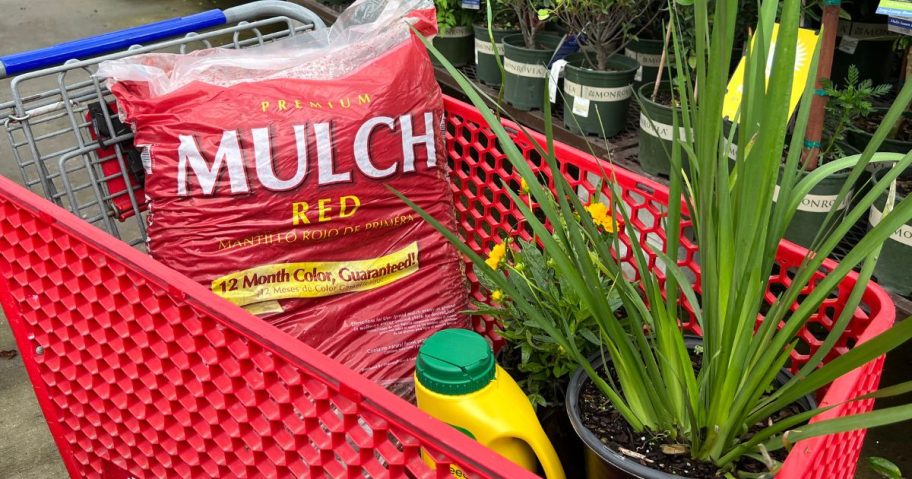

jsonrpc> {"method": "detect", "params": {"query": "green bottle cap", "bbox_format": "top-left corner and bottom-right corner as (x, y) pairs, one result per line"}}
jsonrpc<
(416, 329), (495, 395)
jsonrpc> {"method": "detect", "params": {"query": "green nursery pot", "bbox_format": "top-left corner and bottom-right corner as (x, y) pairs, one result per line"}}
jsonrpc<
(502, 33), (561, 111)
(473, 25), (519, 86)
(846, 108), (912, 205)
(432, 26), (474, 68)
(562, 55), (638, 137)
(624, 38), (663, 88)
(778, 143), (861, 249)
(870, 168), (912, 296)
(832, 20), (899, 87)
(637, 82), (685, 177)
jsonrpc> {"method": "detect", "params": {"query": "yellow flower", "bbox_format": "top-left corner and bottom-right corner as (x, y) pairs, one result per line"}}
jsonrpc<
(491, 290), (504, 302)
(520, 178), (530, 194)
(585, 202), (617, 233)
(485, 242), (507, 270)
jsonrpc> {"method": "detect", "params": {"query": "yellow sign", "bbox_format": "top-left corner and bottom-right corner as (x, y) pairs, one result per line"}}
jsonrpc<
(212, 241), (419, 307)
(722, 24), (818, 121)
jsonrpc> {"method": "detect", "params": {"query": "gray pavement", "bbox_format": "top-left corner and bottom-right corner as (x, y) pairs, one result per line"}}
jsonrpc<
(0, 1), (242, 477)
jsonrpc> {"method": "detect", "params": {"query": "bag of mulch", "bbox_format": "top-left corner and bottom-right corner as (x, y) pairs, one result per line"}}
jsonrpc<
(96, 0), (468, 396)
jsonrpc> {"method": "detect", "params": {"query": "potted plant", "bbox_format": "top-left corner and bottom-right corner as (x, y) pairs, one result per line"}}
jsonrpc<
(500, 0), (560, 110)
(638, 80), (684, 177)
(778, 65), (891, 248)
(433, 0), (478, 68)
(474, 1), (520, 86)
(543, 0), (661, 137)
(826, 0), (901, 86)
(869, 166), (912, 296)
(412, 0), (912, 475)
(624, 11), (668, 88)
(478, 237), (623, 479)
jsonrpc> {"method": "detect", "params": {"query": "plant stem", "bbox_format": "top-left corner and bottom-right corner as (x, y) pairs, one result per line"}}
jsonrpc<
(652, 22), (673, 102)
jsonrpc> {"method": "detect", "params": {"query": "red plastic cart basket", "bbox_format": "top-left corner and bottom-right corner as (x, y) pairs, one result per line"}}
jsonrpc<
(0, 3), (895, 477)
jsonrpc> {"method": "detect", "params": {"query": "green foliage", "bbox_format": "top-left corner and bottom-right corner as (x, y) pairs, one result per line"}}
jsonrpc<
(672, 0), (758, 71)
(475, 238), (622, 410)
(822, 65), (892, 161)
(541, 0), (662, 70)
(407, 0), (912, 471)
(436, 0), (478, 33)
(492, 0), (551, 48)
(867, 457), (904, 479)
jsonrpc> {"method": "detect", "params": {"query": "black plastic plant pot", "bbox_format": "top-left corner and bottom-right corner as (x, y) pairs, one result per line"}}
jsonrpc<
(562, 55), (638, 137)
(432, 27), (473, 68)
(624, 38), (663, 88)
(637, 82), (684, 177)
(473, 25), (519, 86)
(831, 20), (898, 86)
(870, 167), (912, 297)
(566, 337), (816, 479)
(778, 144), (860, 249)
(502, 33), (561, 111)
(846, 109), (912, 208)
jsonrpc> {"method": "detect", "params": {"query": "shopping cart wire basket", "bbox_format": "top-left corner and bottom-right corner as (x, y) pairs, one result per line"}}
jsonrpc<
(0, 2), (896, 478)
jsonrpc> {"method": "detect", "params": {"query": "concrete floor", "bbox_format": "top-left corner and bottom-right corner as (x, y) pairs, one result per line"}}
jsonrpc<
(0, 1), (243, 477)
(0, 1), (908, 478)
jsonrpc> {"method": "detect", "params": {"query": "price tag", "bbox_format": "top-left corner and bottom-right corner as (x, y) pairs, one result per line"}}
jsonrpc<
(460, 0), (480, 9)
(838, 35), (859, 54)
(572, 96), (591, 117)
(548, 59), (568, 103)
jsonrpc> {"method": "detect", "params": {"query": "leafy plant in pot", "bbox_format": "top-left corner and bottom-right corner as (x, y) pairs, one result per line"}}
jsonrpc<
(474, 0), (520, 86)
(499, 0), (561, 110)
(541, 0), (662, 137)
(869, 166), (912, 296)
(638, 79), (685, 177)
(407, 0), (912, 475)
(624, 8), (668, 88)
(774, 64), (891, 249)
(476, 236), (624, 478)
(433, 0), (478, 68)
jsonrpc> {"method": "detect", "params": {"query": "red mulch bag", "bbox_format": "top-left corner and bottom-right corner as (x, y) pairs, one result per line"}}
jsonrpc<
(96, 0), (468, 396)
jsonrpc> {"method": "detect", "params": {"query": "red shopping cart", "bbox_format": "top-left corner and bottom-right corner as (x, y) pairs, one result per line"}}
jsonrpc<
(0, 2), (896, 478)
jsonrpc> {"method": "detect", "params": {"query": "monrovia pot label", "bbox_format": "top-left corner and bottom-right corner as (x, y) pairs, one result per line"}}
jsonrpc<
(504, 59), (548, 78)
(870, 206), (912, 246)
(773, 185), (853, 212)
(440, 26), (472, 38)
(475, 38), (505, 55)
(625, 49), (661, 81)
(564, 80), (633, 102)
(838, 21), (892, 39)
(639, 113), (688, 141)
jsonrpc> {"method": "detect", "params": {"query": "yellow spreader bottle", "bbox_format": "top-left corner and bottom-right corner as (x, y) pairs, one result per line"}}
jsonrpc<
(415, 329), (566, 479)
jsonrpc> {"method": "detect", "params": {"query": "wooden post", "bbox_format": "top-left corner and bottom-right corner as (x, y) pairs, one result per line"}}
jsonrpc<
(801, 2), (841, 170)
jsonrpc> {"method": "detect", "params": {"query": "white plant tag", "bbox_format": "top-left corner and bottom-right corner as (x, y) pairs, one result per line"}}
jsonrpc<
(838, 35), (859, 54)
(572, 96), (591, 117)
(548, 59), (568, 103)
(635, 66), (643, 81)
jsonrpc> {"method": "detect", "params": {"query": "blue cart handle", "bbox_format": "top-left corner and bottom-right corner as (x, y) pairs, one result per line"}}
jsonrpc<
(0, 0), (326, 78)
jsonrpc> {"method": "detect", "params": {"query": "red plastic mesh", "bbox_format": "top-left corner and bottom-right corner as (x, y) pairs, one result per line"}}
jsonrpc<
(0, 96), (896, 479)
(443, 97), (895, 479)
(0, 155), (536, 476)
